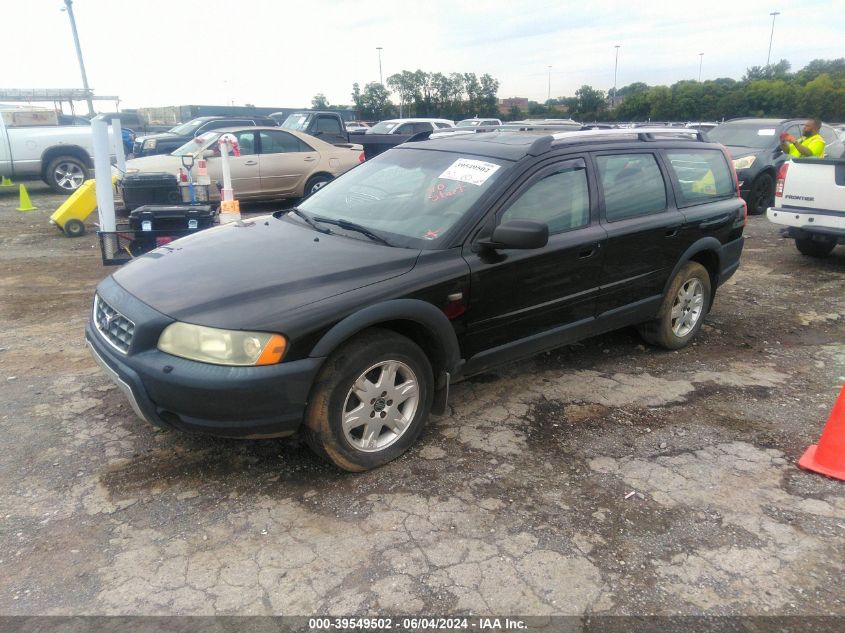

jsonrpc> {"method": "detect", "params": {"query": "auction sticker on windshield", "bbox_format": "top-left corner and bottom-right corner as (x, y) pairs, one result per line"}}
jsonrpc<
(439, 158), (500, 186)
(757, 128), (776, 136)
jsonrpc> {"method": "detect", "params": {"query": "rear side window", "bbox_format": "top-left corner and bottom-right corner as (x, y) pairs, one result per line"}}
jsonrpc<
(314, 116), (343, 136)
(665, 150), (735, 205)
(501, 162), (590, 234)
(259, 130), (312, 153)
(596, 154), (667, 221)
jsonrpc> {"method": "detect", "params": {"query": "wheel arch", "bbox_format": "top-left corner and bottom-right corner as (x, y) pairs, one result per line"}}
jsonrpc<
(305, 171), (334, 187)
(309, 299), (462, 392)
(40, 145), (93, 180)
(664, 238), (722, 306)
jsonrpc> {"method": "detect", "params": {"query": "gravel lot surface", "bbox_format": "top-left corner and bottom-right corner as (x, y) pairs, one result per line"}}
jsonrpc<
(1, 182), (844, 617)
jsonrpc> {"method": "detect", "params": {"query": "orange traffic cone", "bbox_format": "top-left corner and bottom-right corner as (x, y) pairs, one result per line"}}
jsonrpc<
(799, 384), (845, 481)
(16, 184), (36, 212)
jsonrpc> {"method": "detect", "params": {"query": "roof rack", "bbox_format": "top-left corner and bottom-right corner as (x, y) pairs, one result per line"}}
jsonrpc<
(551, 127), (704, 142)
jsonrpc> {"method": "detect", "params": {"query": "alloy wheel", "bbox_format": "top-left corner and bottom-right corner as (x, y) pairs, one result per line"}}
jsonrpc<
(341, 360), (419, 452)
(54, 162), (85, 191)
(670, 278), (705, 337)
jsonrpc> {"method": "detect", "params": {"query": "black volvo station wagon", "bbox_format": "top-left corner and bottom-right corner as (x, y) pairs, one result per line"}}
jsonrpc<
(87, 128), (746, 471)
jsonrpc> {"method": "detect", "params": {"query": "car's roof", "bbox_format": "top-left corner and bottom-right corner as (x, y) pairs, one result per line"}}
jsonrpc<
(720, 117), (803, 125)
(380, 118), (454, 124)
(194, 115), (273, 121)
(208, 125), (297, 134)
(413, 128), (711, 161)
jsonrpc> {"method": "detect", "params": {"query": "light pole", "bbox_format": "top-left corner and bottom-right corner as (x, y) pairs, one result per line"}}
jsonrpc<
(61, 0), (94, 116)
(766, 11), (780, 67)
(698, 52), (704, 82)
(612, 45), (620, 108)
(376, 47), (384, 85)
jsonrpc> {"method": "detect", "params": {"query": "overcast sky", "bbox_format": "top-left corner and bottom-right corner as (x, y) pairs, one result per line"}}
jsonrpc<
(2, 0), (844, 111)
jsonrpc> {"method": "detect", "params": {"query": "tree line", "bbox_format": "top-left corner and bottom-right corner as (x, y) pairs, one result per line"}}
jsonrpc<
(312, 70), (501, 120)
(525, 58), (845, 122)
(310, 58), (845, 123)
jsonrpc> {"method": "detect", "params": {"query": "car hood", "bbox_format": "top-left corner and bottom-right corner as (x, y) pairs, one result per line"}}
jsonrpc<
(125, 154), (182, 173)
(112, 217), (420, 330)
(135, 132), (180, 143)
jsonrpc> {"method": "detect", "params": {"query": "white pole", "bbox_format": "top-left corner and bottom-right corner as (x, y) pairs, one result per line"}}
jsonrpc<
(110, 118), (126, 174)
(91, 116), (115, 232)
(220, 143), (233, 201)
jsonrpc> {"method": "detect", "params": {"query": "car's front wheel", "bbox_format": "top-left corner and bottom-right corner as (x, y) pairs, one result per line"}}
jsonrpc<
(638, 261), (711, 350)
(748, 172), (774, 215)
(303, 328), (433, 471)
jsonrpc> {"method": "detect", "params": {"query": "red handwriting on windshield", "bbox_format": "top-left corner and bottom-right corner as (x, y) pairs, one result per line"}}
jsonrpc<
(428, 182), (465, 202)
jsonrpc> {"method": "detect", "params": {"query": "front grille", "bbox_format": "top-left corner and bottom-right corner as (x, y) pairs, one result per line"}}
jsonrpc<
(94, 295), (135, 354)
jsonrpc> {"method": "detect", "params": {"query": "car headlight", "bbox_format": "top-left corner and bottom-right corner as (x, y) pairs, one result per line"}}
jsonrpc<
(732, 155), (756, 170)
(142, 138), (157, 150)
(158, 323), (287, 366)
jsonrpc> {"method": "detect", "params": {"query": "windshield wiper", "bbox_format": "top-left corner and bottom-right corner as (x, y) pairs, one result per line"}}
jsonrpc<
(312, 217), (391, 246)
(278, 207), (332, 234)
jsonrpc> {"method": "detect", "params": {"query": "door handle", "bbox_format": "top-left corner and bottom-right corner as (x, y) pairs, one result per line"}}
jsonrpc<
(244, 160), (258, 166)
(303, 157), (317, 162)
(578, 248), (596, 259)
(665, 228), (679, 237)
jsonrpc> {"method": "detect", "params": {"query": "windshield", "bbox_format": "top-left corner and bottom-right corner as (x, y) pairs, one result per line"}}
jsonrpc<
(367, 121), (400, 134)
(457, 120), (482, 127)
(707, 123), (781, 149)
(171, 132), (220, 156)
(281, 113), (311, 131)
(169, 119), (205, 136)
(296, 148), (509, 248)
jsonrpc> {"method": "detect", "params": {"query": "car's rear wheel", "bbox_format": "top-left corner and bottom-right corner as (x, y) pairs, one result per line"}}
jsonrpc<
(748, 172), (774, 215)
(304, 174), (332, 196)
(638, 261), (711, 350)
(303, 328), (433, 471)
(46, 156), (89, 194)
(795, 236), (836, 258)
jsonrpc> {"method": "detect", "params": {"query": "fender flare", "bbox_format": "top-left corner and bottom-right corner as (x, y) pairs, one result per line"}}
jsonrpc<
(309, 299), (461, 375)
(40, 144), (94, 175)
(663, 237), (723, 296)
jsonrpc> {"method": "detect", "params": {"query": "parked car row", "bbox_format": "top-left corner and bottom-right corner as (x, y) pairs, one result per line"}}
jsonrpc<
(132, 115), (279, 157)
(123, 127), (364, 204)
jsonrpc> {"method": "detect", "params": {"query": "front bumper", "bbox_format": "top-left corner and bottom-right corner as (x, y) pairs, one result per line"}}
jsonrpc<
(85, 289), (325, 438)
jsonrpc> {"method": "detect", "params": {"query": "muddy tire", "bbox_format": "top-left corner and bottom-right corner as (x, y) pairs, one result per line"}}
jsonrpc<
(303, 328), (433, 471)
(795, 237), (836, 258)
(638, 261), (711, 350)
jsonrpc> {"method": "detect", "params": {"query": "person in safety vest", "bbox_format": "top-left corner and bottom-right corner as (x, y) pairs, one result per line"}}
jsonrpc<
(780, 118), (825, 158)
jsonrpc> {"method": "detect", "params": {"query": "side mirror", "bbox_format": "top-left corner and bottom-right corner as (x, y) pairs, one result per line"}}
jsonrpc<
(202, 149), (216, 159)
(480, 220), (549, 250)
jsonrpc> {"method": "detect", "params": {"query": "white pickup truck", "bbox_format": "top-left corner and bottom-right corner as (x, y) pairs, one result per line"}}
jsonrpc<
(0, 110), (107, 194)
(767, 157), (845, 257)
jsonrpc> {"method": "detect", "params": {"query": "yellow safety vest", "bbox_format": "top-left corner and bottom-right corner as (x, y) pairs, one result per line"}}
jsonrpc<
(787, 133), (825, 158)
